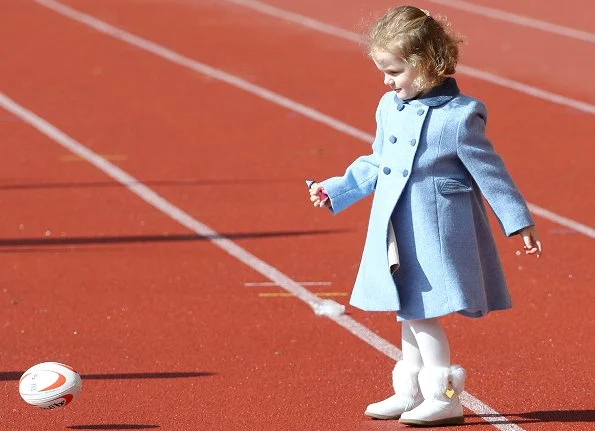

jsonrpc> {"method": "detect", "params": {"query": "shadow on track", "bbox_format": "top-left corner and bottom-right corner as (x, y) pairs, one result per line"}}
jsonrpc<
(0, 178), (289, 191)
(0, 371), (214, 381)
(0, 228), (347, 252)
(67, 425), (159, 430)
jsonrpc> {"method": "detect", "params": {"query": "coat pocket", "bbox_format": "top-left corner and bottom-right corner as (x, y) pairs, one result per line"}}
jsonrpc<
(436, 178), (473, 195)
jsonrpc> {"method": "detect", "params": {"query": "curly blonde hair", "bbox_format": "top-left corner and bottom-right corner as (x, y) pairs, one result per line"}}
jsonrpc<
(368, 6), (462, 90)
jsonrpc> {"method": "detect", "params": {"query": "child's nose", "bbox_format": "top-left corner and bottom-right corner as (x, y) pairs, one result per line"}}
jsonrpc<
(384, 75), (394, 87)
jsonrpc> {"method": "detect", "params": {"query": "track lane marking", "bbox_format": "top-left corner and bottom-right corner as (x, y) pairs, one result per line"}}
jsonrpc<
(0, 89), (402, 358)
(245, 281), (332, 286)
(221, 0), (595, 114)
(225, 0), (595, 44)
(258, 292), (348, 297)
(1, 90), (524, 431)
(60, 154), (127, 162)
(32, 0), (595, 238)
(426, 0), (595, 43)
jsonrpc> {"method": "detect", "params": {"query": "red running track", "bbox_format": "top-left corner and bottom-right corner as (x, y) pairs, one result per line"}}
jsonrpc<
(0, 1), (593, 430)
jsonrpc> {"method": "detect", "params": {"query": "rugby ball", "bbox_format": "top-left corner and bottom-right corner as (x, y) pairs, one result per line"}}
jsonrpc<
(19, 362), (82, 409)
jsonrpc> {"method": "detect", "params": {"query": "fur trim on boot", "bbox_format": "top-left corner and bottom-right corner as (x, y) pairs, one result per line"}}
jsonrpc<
(364, 361), (423, 420)
(399, 365), (466, 426)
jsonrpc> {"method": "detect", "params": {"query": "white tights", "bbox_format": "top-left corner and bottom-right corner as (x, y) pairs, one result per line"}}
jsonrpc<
(401, 318), (450, 368)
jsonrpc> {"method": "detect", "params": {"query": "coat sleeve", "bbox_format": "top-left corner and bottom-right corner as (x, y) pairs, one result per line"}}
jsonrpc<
(319, 95), (386, 214)
(456, 100), (534, 236)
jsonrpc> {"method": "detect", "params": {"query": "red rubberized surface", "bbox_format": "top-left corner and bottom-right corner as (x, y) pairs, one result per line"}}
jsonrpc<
(1, 1), (593, 430)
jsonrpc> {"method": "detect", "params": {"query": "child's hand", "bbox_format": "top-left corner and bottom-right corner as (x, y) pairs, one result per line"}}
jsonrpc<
(518, 226), (542, 258)
(308, 182), (331, 208)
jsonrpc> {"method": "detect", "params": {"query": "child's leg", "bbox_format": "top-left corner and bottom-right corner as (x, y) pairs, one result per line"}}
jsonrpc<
(406, 318), (450, 367)
(401, 320), (424, 369)
(399, 318), (465, 427)
(364, 322), (423, 419)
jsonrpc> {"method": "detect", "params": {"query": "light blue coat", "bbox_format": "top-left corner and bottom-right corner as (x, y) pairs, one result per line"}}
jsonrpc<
(320, 78), (534, 321)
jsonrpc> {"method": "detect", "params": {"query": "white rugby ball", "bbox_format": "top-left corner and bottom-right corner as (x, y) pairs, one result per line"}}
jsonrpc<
(19, 362), (82, 409)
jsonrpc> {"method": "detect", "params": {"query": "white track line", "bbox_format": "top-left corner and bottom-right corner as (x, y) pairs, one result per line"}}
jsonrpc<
(225, 0), (595, 43)
(1, 90), (527, 431)
(245, 281), (332, 286)
(0, 89), (402, 360)
(222, 0), (595, 115)
(35, 0), (370, 143)
(33, 0), (595, 238)
(427, 0), (595, 43)
(528, 203), (595, 238)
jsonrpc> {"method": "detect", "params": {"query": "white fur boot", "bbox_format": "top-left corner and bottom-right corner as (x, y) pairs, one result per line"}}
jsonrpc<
(399, 365), (466, 426)
(364, 361), (423, 420)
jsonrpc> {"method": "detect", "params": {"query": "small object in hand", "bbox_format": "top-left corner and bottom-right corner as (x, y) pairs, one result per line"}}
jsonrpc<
(305, 180), (329, 203)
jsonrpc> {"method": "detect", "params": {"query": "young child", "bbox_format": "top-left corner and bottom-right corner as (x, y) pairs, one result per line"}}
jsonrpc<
(308, 5), (542, 427)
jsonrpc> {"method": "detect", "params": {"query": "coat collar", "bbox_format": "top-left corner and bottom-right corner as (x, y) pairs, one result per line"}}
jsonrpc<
(395, 77), (460, 109)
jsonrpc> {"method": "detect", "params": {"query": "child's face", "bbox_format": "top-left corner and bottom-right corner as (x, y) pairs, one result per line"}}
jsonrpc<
(371, 48), (422, 101)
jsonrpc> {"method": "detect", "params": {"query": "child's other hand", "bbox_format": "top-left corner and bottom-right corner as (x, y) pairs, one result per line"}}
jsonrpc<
(518, 226), (542, 258)
(309, 183), (331, 208)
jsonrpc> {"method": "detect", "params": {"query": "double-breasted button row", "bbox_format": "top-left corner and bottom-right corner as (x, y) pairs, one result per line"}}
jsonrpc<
(389, 135), (416, 146)
(383, 167), (409, 177)
(397, 104), (405, 111)
(417, 109), (425, 116)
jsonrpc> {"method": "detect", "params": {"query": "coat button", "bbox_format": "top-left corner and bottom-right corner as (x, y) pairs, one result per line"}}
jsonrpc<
(417, 109), (424, 115)
(410, 139), (416, 146)
(383, 167), (391, 175)
(402, 169), (409, 177)
(389, 135), (397, 143)
(397, 104), (405, 111)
